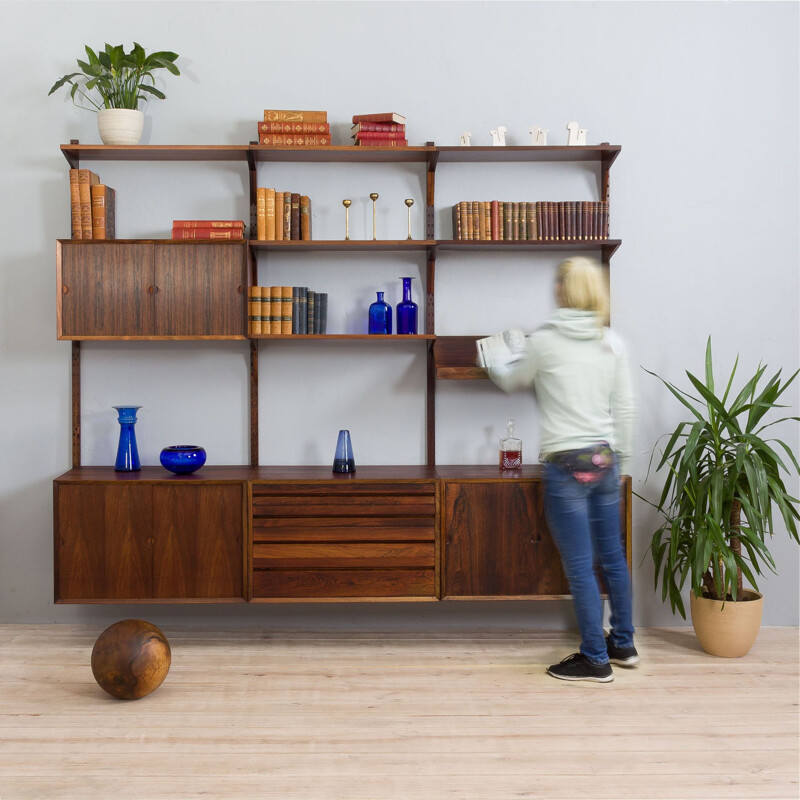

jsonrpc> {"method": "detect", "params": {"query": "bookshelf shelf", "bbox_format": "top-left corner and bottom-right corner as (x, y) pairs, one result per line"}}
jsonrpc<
(251, 334), (435, 341)
(250, 240), (436, 252)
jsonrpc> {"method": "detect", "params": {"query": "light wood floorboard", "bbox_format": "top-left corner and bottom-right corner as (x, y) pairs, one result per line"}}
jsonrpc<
(0, 625), (797, 799)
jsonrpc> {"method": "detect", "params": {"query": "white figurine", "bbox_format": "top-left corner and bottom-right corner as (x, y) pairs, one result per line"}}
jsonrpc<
(459, 131), (472, 146)
(566, 121), (587, 146)
(489, 126), (507, 146)
(529, 126), (548, 146)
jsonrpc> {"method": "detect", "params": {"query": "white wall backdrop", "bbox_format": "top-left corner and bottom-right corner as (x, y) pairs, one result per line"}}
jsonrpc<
(0, 0), (797, 628)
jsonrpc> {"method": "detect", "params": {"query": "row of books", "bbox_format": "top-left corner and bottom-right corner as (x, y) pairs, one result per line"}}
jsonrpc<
(69, 169), (115, 239)
(256, 189), (311, 241)
(171, 220), (246, 240)
(351, 112), (408, 147)
(247, 286), (328, 335)
(452, 200), (610, 242)
(258, 109), (331, 147)
(255, 109), (408, 147)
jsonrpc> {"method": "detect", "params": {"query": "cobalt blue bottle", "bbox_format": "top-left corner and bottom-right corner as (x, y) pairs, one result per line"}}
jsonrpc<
(113, 405), (141, 471)
(396, 277), (418, 335)
(368, 291), (392, 334)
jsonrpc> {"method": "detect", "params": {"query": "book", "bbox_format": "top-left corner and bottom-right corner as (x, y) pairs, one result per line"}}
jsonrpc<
(275, 193), (284, 240)
(69, 169), (81, 239)
(476, 329), (529, 370)
(351, 122), (405, 134)
(261, 288), (272, 335)
(258, 133), (331, 147)
(171, 227), (243, 240)
(317, 293), (328, 334)
(281, 286), (292, 334)
(351, 130), (407, 140)
(298, 286), (308, 334)
(264, 109), (328, 123)
(248, 287), (261, 336)
(290, 194), (300, 240)
(258, 121), (330, 135)
(307, 290), (316, 335)
(270, 286), (282, 333)
(172, 220), (244, 229)
(353, 138), (408, 147)
(256, 188), (267, 240)
(352, 112), (406, 124)
(91, 184), (115, 240)
(292, 287), (300, 334)
(300, 195), (311, 240)
(265, 188), (276, 240)
(78, 170), (100, 239)
(283, 191), (292, 239)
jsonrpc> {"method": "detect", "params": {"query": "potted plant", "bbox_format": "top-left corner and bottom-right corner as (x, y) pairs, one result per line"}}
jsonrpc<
(49, 42), (180, 145)
(643, 337), (799, 657)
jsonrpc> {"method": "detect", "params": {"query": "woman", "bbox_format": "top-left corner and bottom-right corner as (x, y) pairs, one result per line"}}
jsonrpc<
(485, 257), (637, 682)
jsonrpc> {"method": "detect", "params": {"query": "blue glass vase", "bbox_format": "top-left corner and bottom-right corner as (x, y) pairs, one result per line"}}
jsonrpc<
(113, 406), (141, 471)
(368, 291), (392, 334)
(396, 277), (418, 335)
(160, 445), (207, 475)
(332, 429), (356, 474)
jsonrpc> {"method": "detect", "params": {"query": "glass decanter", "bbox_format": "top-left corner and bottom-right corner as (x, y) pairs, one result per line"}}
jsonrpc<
(396, 277), (418, 335)
(368, 291), (392, 334)
(499, 419), (522, 470)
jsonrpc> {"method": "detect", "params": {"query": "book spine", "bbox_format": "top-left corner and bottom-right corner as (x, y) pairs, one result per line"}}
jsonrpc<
(281, 286), (292, 334)
(69, 169), (82, 239)
(290, 194), (300, 241)
(351, 122), (405, 133)
(270, 286), (282, 334)
(256, 188), (266, 240)
(352, 130), (407, 140)
(491, 201), (500, 241)
(519, 201), (527, 241)
(258, 121), (330, 134)
(172, 220), (244, 229)
(265, 188), (276, 241)
(511, 202), (520, 241)
(317, 293), (328, 334)
(503, 202), (512, 241)
(248, 287), (261, 336)
(283, 192), (292, 239)
(292, 287), (300, 334)
(275, 193), (284, 240)
(172, 228), (242, 240)
(91, 185), (115, 240)
(558, 202), (566, 242)
(527, 202), (537, 241)
(299, 287), (308, 334)
(261, 288), (271, 335)
(352, 113), (404, 123)
(478, 201), (487, 241)
(353, 138), (408, 147)
(264, 109), (328, 123)
(300, 195), (311, 240)
(307, 290), (316, 335)
(78, 170), (99, 240)
(259, 133), (331, 146)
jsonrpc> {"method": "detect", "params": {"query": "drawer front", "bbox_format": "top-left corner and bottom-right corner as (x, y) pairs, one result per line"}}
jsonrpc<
(253, 542), (434, 569)
(252, 494), (435, 517)
(252, 568), (435, 599)
(253, 516), (435, 543)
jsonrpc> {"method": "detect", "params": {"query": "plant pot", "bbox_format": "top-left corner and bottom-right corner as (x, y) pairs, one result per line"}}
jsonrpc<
(97, 109), (144, 145)
(689, 589), (763, 657)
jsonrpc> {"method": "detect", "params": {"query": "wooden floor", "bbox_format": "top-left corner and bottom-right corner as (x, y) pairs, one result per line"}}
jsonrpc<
(0, 625), (797, 800)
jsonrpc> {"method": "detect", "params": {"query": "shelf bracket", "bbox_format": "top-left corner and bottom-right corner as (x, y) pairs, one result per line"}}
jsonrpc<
(426, 142), (439, 240)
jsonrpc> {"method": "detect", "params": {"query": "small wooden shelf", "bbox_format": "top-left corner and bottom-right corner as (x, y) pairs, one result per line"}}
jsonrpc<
(251, 334), (435, 341)
(61, 144), (251, 169)
(251, 145), (437, 163)
(250, 239), (436, 252)
(435, 144), (621, 165)
(435, 239), (622, 259)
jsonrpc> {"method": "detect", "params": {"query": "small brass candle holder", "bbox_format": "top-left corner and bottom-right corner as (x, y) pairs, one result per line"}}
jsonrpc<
(405, 198), (414, 240)
(342, 199), (351, 240)
(370, 193), (379, 240)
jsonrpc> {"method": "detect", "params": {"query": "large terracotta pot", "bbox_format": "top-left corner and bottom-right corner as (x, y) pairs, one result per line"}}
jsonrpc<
(97, 109), (144, 145)
(690, 589), (763, 657)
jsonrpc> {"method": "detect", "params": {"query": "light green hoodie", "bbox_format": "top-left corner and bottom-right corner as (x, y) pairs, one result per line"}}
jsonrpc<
(486, 309), (635, 474)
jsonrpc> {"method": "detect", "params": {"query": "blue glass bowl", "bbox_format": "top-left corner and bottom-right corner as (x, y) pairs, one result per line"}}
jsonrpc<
(160, 445), (207, 475)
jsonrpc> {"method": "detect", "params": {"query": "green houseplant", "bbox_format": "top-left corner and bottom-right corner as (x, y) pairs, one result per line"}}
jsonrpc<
(644, 338), (799, 655)
(49, 43), (180, 144)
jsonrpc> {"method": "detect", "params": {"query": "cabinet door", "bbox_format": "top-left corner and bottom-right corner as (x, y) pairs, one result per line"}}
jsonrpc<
(443, 481), (569, 597)
(56, 484), (153, 600)
(58, 242), (154, 338)
(153, 244), (246, 336)
(151, 484), (244, 599)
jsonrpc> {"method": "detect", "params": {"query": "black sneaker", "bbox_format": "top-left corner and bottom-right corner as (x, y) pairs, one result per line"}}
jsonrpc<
(605, 636), (639, 667)
(546, 653), (614, 683)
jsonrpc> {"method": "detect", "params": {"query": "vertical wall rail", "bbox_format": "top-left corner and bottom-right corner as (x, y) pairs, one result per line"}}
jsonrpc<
(249, 340), (259, 467)
(71, 341), (81, 467)
(425, 143), (438, 241)
(425, 144), (439, 467)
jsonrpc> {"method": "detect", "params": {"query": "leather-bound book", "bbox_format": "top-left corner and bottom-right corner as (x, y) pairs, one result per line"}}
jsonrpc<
(90, 184), (115, 240)
(281, 286), (292, 334)
(69, 169), (81, 239)
(283, 192), (292, 239)
(78, 170), (100, 239)
(264, 109), (328, 123)
(300, 196), (311, 240)
(265, 189), (276, 240)
(258, 121), (330, 135)
(275, 193), (284, 240)
(256, 188), (267, 240)
(290, 194), (301, 240)
(270, 286), (283, 334)
(352, 112), (405, 124)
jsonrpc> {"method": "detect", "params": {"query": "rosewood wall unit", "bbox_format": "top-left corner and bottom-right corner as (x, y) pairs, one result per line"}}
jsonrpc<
(54, 141), (624, 604)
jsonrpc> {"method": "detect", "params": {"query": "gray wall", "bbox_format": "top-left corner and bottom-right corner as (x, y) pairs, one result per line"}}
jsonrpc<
(1, 1), (797, 628)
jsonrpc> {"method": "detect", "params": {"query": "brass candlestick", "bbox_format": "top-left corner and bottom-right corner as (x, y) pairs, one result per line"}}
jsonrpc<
(405, 198), (414, 240)
(342, 199), (351, 240)
(369, 193), (379, 240)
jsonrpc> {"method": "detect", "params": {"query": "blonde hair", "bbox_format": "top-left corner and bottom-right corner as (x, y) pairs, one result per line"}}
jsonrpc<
(555, 257), (609, 322)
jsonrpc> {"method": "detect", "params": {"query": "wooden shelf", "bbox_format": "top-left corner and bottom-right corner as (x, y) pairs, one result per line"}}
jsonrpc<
(60, 144), (251, 169)
(435, 144), (621, 164)
(251, 145), (437, 163)
(251, 334), (435, 341)
(251, 239), (436, 252)
(435, 239), (621, 258)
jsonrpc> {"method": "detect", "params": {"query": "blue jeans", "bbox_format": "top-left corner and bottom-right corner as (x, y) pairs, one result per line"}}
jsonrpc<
(543, 460), (634, 665)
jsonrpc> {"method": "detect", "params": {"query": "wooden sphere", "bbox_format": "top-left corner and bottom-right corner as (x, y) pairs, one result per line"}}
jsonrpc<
(91, 619), (171, 700)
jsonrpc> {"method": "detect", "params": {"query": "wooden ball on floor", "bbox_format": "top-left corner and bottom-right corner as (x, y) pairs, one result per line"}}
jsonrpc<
(91, 619), (171, 700)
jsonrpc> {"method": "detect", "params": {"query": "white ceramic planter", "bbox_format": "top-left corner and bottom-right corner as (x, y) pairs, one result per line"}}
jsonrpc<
(97, 109), (144, 145)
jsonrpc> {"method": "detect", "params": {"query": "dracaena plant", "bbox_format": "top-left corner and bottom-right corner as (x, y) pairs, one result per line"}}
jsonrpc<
(49, 43), (180, 111)
(643, 337), (799, 619)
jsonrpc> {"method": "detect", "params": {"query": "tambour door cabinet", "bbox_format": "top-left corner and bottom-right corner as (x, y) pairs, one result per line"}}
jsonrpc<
(54, 467), (248, 602)
(249, 467), (439, 600)
(57, 240), (249, 339)
(439, 467), (632, 598)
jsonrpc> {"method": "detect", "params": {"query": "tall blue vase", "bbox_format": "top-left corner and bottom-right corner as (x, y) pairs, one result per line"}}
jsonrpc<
(396, 277), (418, 335)
(368, 291), (392, 334)
(113, 406), (141, 471)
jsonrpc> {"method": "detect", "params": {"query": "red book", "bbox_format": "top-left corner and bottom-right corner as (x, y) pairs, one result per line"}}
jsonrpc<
(352, 112), (405, 124)
(353, 138), (408, 147)
(259, 133), (331, 146)
(258, 121), (330, 135)
(172, 220), (245, 229)
(353, 130), (407, 140)
(172, 227), (244, 240)
(490, 200), (500, 240)
(351, 122), (405, 134)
